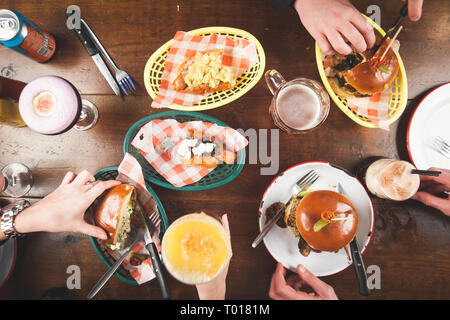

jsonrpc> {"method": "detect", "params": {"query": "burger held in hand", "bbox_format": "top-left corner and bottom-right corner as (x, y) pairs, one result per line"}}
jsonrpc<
(324, 39), (400, 98)
(94, 184), (143, 251)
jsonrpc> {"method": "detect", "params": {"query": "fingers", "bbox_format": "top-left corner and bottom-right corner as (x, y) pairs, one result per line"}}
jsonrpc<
(88, 180), (121, 199)
(408, 0), (423, 21)
(315, 32), (333, 55)
(73, 170), (95, 185)
(286, 274), (304, 291)
(269, 263), (316, 300)
(412, 191), (450, 216)
(296, 264), (337, 299)
(349, 13), (376, 49)
(417, 181), (447, 195)
(338, 22), (367, 53)
(417, 168), (450, 189)
(78, 222), (107, 240)
(269, 263), (288, 299)
(61, 172), (76, 185)
(221, 214), (230, 237)
(325, 29), (352, 55)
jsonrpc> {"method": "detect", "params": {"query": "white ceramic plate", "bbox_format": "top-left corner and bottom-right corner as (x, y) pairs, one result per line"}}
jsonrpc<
(259, 162), (374, 277)
(0, 238), (17, 288)
(408, 82), (450, 170)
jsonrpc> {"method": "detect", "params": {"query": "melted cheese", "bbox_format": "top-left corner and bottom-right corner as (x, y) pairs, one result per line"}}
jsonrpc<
(184, 51), (235, 89)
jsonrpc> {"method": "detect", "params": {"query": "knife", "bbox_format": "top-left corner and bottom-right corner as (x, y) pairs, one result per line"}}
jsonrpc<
(373, 3), (408, 54)
(140, 209), (171, 300)
(66, 12), (121, 98)
(87, 234), (141, 300)
(337, 183), (371, 296)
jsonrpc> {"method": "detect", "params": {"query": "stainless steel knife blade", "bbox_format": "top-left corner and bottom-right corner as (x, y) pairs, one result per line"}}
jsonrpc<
(337, 182), (371, 296)
(91, 54), (122, 98)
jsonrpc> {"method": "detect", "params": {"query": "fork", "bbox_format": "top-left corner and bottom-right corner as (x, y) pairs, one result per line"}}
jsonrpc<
(146, 208), (161, 231)
(87, 208), (160, 300)
(430, 136), (450, 159)
(252, 170), (320, 248)
(81, 19), (136, 96)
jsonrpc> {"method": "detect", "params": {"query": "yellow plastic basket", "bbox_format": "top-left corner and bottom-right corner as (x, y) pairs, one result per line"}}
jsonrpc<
(144, 27), (266, 111)
(315, 16), (408, 128)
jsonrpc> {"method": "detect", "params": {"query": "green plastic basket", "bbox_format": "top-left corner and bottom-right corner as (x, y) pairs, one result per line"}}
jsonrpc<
(87, 166), (169, 286)
(123, 111), (246, 191)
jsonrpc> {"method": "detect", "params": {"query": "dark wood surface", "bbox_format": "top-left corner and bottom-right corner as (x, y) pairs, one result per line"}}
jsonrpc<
(1, 0), (449, 300)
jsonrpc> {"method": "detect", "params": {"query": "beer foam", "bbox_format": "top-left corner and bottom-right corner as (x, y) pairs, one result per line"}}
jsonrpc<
(276, 84), (320, 130)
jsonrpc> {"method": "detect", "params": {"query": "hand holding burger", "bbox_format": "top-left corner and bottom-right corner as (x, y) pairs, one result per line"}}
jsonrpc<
(269, 263), (338, 300)
(0, 170), (121, 241)
(293, 0), (424, 55)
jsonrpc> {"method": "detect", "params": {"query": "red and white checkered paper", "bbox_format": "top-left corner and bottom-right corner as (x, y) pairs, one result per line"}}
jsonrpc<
(151, 31), (259, 108)
(347, 92), (391, 130)
(107, 153), (162, 284)
(131, 119), (248, 187)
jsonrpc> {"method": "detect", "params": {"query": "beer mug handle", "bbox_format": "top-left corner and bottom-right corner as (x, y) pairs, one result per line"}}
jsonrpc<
(264, 69), (286, 95)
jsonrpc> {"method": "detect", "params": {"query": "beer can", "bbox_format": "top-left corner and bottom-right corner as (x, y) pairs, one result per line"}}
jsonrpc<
(0, 9), (55, 62)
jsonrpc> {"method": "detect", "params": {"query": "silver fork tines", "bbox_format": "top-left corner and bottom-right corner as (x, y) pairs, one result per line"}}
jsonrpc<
(147, 209), (161, 229)
(431, 136), (450, 159)
(293, 170), (320, 196)
(118, 73), (136, 96)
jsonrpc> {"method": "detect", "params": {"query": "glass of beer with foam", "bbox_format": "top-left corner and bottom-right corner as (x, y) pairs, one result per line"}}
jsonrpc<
(265, 69), (330, 134)
(161, 213), (232, 285)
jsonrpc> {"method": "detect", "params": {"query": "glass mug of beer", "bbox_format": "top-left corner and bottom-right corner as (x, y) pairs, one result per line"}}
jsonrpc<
(265, 69), (330, 134)
(357, 157), (420, 201)
(161, 213), (231, 285)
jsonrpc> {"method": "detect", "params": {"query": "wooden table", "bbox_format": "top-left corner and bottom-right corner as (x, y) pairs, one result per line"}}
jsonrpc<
(1, 0), (449, 300)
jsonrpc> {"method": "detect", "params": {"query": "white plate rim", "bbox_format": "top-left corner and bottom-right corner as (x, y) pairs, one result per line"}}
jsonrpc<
(258, 161), (375, 277)
(407, 82), (450, 168)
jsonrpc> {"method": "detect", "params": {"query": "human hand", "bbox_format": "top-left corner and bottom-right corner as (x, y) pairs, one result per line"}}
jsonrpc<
(196, 214), (232, 300)
(14, 170), (121, 239)
(412, 168), (450, 216)
(403, 0), (424, 22)
(269, 263), (338, 300)
(294, 0), (375, 55)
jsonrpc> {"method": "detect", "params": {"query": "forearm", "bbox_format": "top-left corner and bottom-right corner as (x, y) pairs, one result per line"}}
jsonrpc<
(0, 205), (41, 241)
(196, 281), (226, 300)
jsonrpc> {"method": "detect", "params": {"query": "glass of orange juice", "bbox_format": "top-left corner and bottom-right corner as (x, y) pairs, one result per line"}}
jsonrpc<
(161, 213), (232, 285)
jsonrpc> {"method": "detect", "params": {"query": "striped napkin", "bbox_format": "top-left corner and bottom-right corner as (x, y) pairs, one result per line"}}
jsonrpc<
(151, 31), (259, 108)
